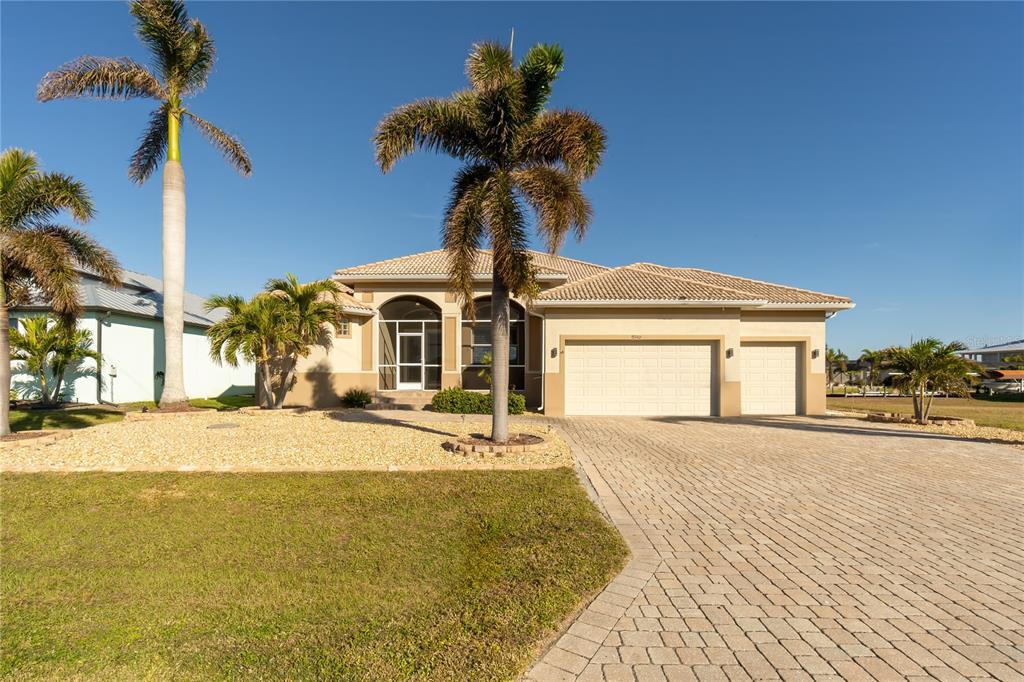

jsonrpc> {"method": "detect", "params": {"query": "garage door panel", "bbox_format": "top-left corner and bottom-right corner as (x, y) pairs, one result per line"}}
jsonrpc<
(564, 341), (715, 416)
(741, 344), (799, 415)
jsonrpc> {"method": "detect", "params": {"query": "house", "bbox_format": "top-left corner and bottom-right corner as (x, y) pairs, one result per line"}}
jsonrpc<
(958, 339), (1024, 368)
(283, 249), (854, 417)
(10, 268), (255, 404)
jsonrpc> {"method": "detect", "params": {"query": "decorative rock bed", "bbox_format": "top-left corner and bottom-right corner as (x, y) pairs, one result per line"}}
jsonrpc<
(0, 431), (72, 449)
(866, 412), (976, 427)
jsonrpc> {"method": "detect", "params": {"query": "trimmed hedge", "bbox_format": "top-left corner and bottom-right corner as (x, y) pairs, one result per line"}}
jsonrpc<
(431, 388), (526, 415)
(340, 387), (373, 408)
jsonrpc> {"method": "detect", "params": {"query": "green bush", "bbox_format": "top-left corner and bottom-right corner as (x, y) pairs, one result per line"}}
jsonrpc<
(341, 387), (373, 408)
(430, 388), (525, 415)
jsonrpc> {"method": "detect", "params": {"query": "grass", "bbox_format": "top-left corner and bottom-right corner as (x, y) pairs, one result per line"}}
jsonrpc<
(8, 407), (123, 432)
(8, 395), (256, 433)
(1, 469), (628, 681)
(827, 395), (1024, 431)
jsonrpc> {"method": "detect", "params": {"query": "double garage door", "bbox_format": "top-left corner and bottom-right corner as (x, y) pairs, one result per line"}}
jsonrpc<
(563, 340), (800, 416)
(564, 341), (715, 416)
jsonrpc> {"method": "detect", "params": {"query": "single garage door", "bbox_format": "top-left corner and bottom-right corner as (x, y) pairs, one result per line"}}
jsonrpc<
(741, 343), (800, 415)
(564, 341), (714, 416)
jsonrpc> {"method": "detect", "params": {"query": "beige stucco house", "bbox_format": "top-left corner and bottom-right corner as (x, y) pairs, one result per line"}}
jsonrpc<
(285, 249), (853, 417)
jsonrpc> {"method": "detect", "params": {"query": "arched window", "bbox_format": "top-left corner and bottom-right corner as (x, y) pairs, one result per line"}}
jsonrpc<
(378, 296), (441, 390)
(461, 297), (526, 390)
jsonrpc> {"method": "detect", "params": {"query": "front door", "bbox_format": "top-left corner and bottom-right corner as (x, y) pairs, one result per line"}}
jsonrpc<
(397, 331), (424, 390)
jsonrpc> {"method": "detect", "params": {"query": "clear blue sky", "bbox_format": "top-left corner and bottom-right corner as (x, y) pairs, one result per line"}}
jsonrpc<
(2, 1), (1021, 353)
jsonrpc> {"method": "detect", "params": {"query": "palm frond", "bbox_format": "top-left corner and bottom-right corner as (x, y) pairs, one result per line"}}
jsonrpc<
(37, 56), (164, 101)
(1, 171), (95, 229)
(129, 103), (171, 184)
(3, 230), (81, 318)
(466, 41), (514, 90)
(130, 0), (189, 85)
(34, 225), (121, 288)
(518, 110), (606, 180)
(180, 18), (215, 94)
(483, 172), (534, 297)
(512, 166), (591, 253)
(374, 96), (482, 173)
(518, 43), (564, 121)
(183, 111), (252, 176)
(0, 148), (40, 196)
(442, 164), (493, 305)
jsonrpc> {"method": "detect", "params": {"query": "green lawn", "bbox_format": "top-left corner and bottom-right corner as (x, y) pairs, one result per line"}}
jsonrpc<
(8, 407), (124, 432)
(8, 396), (256, 433)
(1, 470), (627, 680)
(827, 395), (1024, 431)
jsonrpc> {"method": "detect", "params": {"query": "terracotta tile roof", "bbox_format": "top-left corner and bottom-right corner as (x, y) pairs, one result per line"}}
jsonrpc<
(536, 263), (852, 306)
(334, 249), (608, 283)
(337, 290), (374, 315)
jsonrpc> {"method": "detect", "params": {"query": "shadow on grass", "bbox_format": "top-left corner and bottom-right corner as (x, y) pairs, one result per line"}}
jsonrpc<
(645, 414), (1022, 448)
(10, 408), (123, 433)
(325, 410), (458, 438)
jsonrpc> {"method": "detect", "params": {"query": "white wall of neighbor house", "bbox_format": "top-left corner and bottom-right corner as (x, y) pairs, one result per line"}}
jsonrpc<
(10, 312), (254, 404)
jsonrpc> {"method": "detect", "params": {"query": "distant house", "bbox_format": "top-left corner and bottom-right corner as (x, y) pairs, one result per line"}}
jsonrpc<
(958, 339), (1024, 368)
(10, 268), (254, 404)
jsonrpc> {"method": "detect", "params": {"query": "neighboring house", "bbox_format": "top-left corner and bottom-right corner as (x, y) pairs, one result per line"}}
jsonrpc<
(283, 249), (854, 417)
(958, 339), (1024, 368)
(11, 269), (254, 404)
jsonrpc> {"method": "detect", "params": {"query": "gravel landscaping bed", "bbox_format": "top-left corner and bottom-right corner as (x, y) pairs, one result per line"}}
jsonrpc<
(1, 410), (572, 472)
(831, 409), (1024, 451)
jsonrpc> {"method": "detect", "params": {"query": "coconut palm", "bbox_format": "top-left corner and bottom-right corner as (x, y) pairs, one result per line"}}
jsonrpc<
(882, 339), (981, 423)
(206, 275), (341, 409)
(38, 0), (251, 410)
(0, 148), (120, 435)
(374, 41), (606, 442)
(10, 316), (101, 405)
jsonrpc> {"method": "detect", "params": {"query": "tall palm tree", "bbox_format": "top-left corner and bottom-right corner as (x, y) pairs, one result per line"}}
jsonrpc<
(859, 347), (881, 395)
(825, 347), (848, 389)
(38, 0), (251, 409)
(882, 339), (981, 423)
(374, 41), (606, 442)
(0, 148), (120, 435)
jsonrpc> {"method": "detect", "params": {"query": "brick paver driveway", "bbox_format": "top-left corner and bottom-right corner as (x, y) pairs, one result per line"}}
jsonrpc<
(526, 416), (1024, 682)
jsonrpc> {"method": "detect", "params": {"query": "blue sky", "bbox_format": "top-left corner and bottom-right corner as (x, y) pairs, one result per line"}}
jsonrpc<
(2, 1), (1021, 353)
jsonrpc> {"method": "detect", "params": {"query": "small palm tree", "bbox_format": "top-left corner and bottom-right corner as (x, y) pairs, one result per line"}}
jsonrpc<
(859, 348), (882, 395)
(206, 274), (341, 409)
(882, 339), (981, 423)
(374, 41), (606, 442)
(10, 317), (101, 405)
(38, 0), (251, 410)
(0, 148), (120, 435)
(825, 347), (848, 390)
(264, 274), (342, 408)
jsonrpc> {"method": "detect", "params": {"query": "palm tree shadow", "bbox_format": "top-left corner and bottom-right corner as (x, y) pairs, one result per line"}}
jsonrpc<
(646, 415), (1022, 448)
(325, 409), (458, 438)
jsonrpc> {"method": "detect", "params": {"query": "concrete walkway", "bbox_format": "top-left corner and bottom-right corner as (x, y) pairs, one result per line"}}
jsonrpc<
(525, 416), (1024, 682)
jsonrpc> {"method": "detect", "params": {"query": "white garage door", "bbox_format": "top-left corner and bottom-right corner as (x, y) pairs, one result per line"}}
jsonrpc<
(741, 343), (799, 415)
(564, 341), (714, 416)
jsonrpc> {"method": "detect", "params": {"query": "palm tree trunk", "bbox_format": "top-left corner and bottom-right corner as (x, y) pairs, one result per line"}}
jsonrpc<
(159, 159), (188, 407)
(258, 362), (274, 409)
(274, 357), (297, 409)
(0, 278), (10, 436)
(490, 275), (510, 443)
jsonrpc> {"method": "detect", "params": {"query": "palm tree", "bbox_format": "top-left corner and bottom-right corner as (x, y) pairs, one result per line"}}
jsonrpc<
(38, 0), (251, 410)
(825, 347), (848, 390)
(0, 148), (120, 436)
(206, 275), (341, 409)
(882, 339), (981, 423)
(859, 348), (881, 395)
(264, 274), (342, 408)
(10, 316), (101, 405)
(374, 41), (606, 442)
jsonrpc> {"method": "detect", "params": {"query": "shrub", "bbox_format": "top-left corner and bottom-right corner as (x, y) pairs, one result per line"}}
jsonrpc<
(430, 388), (525, 415)
(340, 387), (373, 408)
